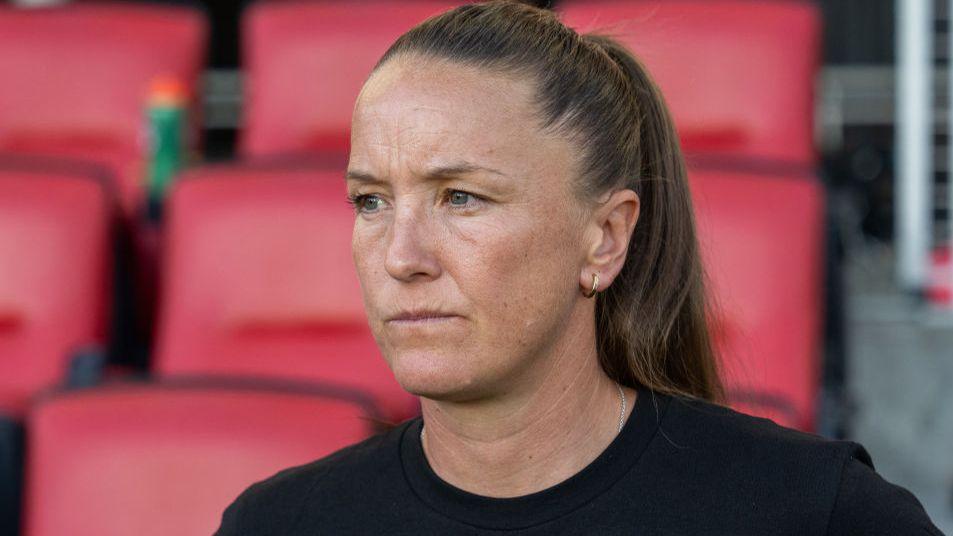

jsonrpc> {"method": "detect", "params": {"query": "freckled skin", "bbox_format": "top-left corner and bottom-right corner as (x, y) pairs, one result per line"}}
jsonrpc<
(347, 57), (611, 403)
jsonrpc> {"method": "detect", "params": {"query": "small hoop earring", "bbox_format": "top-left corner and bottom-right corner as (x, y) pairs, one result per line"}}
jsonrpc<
(583, 273), (600, 298)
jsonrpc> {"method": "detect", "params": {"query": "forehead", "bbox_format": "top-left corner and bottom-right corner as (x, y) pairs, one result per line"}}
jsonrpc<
(349, 56), (575, 179)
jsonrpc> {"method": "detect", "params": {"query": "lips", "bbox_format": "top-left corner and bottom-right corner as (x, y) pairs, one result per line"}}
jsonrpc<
(386, 310), (460, 322)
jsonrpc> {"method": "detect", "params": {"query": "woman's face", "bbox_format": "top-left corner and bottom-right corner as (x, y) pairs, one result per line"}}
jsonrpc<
(347, 57), (593, 402)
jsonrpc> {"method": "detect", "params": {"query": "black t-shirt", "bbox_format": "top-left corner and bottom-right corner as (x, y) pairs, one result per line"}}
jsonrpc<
(214, 389), (942, 535)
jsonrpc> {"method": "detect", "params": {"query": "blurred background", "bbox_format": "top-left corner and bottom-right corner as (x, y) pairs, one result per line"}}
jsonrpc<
(0, 0), (950, 534)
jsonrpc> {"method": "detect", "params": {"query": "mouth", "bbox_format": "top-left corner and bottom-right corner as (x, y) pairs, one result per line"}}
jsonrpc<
(386, 311), (462, 324)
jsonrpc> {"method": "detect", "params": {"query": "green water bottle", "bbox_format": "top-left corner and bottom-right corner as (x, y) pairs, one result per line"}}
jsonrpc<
(146, 76), (187, 220)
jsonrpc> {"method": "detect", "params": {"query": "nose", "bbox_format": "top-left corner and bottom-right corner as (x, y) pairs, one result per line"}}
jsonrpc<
(384, 204), (442, 282)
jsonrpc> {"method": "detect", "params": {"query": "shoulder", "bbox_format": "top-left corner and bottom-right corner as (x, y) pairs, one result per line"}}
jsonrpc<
(652, 394), (940, 534)
(826, 454), (942, 535)
(660, 394), (864, 464)
(214, 419), (414, 535)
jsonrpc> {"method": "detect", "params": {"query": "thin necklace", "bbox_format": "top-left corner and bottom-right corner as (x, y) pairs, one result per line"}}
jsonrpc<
(615, 383), (627, 433)
(420, 383), (627, 442)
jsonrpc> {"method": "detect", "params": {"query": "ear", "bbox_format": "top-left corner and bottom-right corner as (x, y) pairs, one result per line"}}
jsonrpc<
(579, 189), (640, 294)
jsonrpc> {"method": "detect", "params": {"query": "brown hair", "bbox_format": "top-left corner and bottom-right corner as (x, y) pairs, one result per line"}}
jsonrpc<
(376, 1), (724, 402)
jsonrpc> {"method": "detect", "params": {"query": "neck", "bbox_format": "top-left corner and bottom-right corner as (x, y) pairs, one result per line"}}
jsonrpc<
(418, 311), (635, 498)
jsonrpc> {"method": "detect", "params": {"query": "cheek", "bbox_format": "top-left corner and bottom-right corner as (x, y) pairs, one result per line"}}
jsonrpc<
(351, 223), (388, 321)
(447, 210), (580, 341)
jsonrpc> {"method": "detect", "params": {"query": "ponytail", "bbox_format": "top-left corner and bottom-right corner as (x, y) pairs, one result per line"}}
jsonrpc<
(583, 34), (724, 402)
(379, 1), (724, 402)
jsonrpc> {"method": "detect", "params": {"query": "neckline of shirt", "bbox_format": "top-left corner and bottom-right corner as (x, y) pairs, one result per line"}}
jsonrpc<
(399, 386), (671, 530)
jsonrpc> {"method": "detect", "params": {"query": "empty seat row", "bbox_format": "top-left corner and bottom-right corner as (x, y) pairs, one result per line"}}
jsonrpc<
(23, 382), (377, 536)
(246, 0), (820, 165)
(0, 160), (418, 424)
(0, 0), (821, 222)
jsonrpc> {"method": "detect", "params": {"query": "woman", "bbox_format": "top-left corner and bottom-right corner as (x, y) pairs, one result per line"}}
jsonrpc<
(216, 2), (941, 534)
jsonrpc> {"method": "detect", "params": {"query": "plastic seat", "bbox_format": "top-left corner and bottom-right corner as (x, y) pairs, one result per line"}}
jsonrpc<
(155, 163), (418, 421)
(560, 0), (821, 166)
(0, 160), (112, 418)
(688, 166), (825, 431)
(241, 0), (460, 157)
(0, 2), (206, 218)
(23, 382), (376, 536)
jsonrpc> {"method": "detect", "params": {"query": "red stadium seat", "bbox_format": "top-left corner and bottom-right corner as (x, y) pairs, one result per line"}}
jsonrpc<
(0, 2), (206, 218)
(560, 0), (821, 166)
(241, 0), (460, 157)
(0, 161), (112, 417)
(23, 383), (376, 536)
(155, 163), (418, 421)
(689, 166), (825, 431)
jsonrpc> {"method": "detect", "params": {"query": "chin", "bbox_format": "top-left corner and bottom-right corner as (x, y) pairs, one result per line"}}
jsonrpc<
(385, 348), (488, 402)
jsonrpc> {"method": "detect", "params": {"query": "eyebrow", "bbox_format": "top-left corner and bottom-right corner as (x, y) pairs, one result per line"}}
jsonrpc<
(345, 162), (509, 184)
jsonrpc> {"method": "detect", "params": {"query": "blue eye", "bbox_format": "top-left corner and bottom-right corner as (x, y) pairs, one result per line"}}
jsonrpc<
(448, 190), (473, 206)
(366, 197), (382, 211)
(347, 194), (383, 213)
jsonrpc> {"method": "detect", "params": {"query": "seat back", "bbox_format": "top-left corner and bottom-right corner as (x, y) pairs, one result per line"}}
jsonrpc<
(0, 3), (206, 216)
(155, 163), (417, 421)
(689, 167), (825, 430)
(560, 0), (821, 166)
(24, 383), (375, 536)
(241, 0), (460, 157)
(0, 161), (111, 415)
